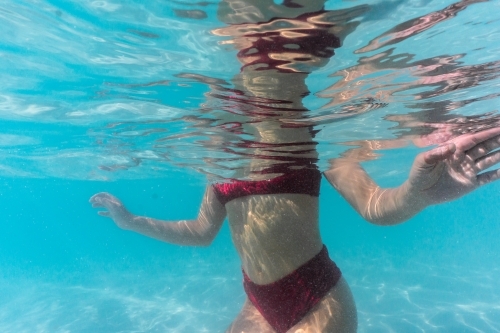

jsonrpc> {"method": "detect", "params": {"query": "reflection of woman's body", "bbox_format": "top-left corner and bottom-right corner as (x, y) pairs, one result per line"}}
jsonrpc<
(90, 1), (500, 332)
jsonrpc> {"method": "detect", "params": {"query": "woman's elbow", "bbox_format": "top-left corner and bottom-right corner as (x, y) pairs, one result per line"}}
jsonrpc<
(196, 236), (214, 247)
(193, 228), (218, 246)
(363, 214), (406, 226)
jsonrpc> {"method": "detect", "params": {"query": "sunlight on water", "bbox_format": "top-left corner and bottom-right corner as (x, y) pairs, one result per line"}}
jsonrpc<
(1, 0), (500, 332)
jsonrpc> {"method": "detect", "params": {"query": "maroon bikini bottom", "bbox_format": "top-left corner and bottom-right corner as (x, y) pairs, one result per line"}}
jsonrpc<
(242, 245), (342, 333)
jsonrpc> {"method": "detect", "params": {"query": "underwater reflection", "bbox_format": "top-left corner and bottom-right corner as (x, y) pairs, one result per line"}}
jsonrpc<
(96, 0), (500, 177)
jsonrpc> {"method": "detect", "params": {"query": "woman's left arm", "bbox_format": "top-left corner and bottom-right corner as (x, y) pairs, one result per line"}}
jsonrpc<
(324, 127), (500, 225)
(89, 186), (226, 246)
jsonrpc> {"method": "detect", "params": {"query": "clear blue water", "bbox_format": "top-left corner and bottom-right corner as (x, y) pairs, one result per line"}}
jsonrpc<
(1, 0), (500, 332)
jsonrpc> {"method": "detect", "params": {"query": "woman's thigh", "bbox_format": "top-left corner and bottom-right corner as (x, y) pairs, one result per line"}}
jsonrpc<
(226, 298), (275, 333)
(226, 277), (357, 333)
(291, 277), (357, 333)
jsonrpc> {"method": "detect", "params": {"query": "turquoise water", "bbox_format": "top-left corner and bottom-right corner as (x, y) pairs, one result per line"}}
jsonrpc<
(1, 0), (500, 332)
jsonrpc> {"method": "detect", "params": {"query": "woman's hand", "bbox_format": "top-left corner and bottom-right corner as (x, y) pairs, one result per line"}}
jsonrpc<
(407, 127), (500, 205)
(89, 192), (134, 229)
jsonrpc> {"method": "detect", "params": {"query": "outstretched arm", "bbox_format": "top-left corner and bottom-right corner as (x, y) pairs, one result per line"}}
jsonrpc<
(89, 186), (226, 246)
(324, 127), (500, 225)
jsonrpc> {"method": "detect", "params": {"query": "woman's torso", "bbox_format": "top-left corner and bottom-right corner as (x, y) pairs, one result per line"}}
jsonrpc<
(224, 192), (323, 285)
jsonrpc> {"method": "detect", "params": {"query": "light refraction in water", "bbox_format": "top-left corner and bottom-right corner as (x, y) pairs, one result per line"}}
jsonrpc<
(1, 0), (499, 180)
(1, 0), (500, 332)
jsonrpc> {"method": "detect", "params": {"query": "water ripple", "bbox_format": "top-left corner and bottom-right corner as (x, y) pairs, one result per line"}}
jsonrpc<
(0, 0), (499, 179)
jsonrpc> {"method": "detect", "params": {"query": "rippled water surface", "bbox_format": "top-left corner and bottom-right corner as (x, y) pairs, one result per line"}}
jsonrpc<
(1, 0), (499, 179)
(1, 0), (500, 332)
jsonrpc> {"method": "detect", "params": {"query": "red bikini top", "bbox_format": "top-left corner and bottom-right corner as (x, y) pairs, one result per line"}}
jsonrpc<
(235, 10), (340, 74)
(212, 168), (321, 205)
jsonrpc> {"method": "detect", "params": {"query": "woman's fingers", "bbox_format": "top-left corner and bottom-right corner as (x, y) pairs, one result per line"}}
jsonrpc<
(475, 150), (500, 172)
(477, 168), (500, 186)
(467, 134), (500, 160)
(90, 192), (122, 218)
(98, 211), (111, 217)
(90, 192), (109, 204)
(422, 143), (456, 166)
(456, 127), (500, 152)
(89, 194), (100, 204)
(90, 197), (109, 208)
(90, 192), (120, 206)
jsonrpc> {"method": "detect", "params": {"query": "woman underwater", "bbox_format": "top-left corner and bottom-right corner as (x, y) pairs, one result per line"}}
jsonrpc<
(90, 0), (500, 332)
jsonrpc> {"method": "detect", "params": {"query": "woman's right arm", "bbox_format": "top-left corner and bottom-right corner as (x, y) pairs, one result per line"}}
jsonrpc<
(324, 127), (500, 225)
(89, 186), (226, 246)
